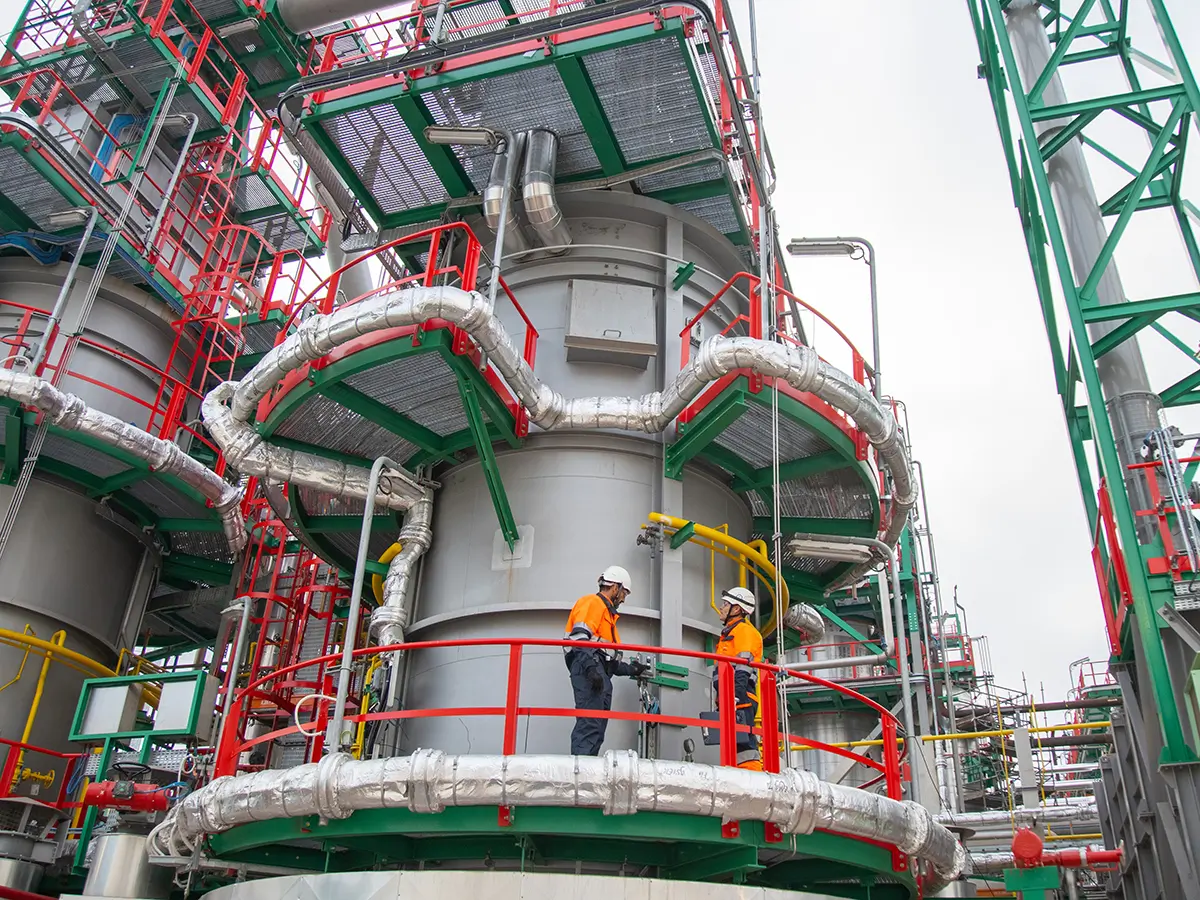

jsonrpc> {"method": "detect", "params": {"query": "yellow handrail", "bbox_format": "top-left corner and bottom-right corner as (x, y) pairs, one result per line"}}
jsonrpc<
(0, 628), (160, 708)
(0, 625), (36, 694)
(648, 513), (790, 635)
(788, 720), (1114, 750)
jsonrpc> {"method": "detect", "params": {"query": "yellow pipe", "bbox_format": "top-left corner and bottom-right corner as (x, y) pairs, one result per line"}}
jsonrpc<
(789, 720), (1113, 750)
(0, 625), (35, 694)
(371, 542), (403, 605)
(649, 513), (790, 634)
(685, 536), (778, 606)
(19, 630), (64, 745)
(0, 628), (160, 707)
(1045, 833), (1104, 842)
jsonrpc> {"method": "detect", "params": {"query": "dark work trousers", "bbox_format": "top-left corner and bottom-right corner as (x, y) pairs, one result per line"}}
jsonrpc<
(567, 650), (612, 755)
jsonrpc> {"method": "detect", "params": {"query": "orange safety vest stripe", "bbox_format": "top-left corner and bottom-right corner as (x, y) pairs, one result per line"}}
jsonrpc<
(564, 594), (621, 644)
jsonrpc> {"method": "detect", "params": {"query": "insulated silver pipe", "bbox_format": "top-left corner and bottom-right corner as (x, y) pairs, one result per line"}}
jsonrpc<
(483, 131), (530, 267)
(216, 594), (255, 749)
(148, 749), (967, 889)
(486, 129), (522, 312)
(328, 455), (401, 752)
(521, 129), (571, 255)
(30, 207), (99, 370)
(145, 114), (199, 251)
(203, 286), (915, 588)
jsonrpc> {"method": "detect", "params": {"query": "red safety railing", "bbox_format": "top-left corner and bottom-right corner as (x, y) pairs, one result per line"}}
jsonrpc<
(214, 637), (905, 807)
(0, 0), (132, 68)
(677, 272), (872, 462)
(0, 736), (82, 810)
(1128, 454), (1200, 580)
(259, 222), (540, 437)
(1091, 478), (1134, 656)
(0, 295), (226, 468)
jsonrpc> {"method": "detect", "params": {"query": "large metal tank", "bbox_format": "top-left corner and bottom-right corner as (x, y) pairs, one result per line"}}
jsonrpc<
(401, 193), (754, 762)
(0, 260), (184, 771)
(785, 623), (882, 786)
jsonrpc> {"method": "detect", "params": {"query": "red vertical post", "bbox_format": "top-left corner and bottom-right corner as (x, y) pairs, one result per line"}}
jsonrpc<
(0, 745), (17, 798)
(502, 643), (523, 755)
(717, 660), (737, 768)
(882, 716), (902, 801)
(423, 229), (443, 287)
(759, 668), (780, 774)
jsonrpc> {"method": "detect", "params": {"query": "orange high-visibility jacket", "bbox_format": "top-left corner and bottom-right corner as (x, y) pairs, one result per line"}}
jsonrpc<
(564, 594), (621, 646)
(715, 617), (763, 666)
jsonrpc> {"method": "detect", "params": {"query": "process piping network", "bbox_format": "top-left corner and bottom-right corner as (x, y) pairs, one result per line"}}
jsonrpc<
(201, 285), (916, 594)
(0, 368), (246, 550)
(146, 748), (967, 890)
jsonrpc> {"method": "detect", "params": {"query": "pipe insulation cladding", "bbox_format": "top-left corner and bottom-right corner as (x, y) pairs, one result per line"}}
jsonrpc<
(201, 285), (915, 589)
(0, 368), (246, 550)
(147, 750), (966, 889)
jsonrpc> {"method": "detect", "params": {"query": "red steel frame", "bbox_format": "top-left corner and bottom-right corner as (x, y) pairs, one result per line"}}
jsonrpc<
(1091, 478), (1136, 656)
(0, 735), (82, 810)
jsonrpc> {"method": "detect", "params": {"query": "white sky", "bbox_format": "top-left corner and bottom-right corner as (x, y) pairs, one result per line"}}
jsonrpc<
(2, 1), (1198, 704)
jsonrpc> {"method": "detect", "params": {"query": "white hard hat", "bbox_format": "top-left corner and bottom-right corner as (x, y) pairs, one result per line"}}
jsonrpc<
(600, 565), (633, 594)
(721, 586), (756, 613)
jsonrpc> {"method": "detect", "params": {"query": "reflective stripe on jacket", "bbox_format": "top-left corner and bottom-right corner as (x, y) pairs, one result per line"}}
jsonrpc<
(564, 593), (621, 648)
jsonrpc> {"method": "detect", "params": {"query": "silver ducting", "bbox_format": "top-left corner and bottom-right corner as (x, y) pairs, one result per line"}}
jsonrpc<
(201, 383), (424, 515)
(783, 602), (825, 645)
(203, 286), (914, 585)
(148, 750), (965, 888)
(370, 491), (434, 645)
(484, 133), (530, 259)
(521, 129), (571, 255)
(938, 806), (1098, 829)
(0, 369), (246, 551)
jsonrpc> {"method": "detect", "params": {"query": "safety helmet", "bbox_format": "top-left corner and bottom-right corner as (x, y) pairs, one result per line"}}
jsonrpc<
(599, 565), (633, 594)
(720, 586), (756, 613)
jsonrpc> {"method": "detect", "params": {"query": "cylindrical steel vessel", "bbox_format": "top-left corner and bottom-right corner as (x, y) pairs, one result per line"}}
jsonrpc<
(401, 194), (754, 762)
(0, 260), (184, 773)
(82, 833), (172, 899)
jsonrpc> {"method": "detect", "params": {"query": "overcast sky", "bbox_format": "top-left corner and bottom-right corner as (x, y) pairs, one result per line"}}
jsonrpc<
(750, 1), (1200, 703)
(1, 2), (1197, 704)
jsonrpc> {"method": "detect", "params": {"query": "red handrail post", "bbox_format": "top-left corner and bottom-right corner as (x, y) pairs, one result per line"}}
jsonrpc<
(717, 660), (737, 769)
(759, 668), (780, 774)
(0, 744), (16, 798)
(502, 643), (523, 755)
(882, 716), (901, 801)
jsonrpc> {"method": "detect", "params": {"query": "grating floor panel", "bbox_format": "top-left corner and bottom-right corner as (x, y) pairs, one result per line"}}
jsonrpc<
(42, 433), (132, 479)
(125, 476), (211, 519)
(169, 529), (234, 562)
(342, 352), (484, 437)
(275, 392), (419, 463)
(420, 64), (598, 189)
(321, 526), (397, 563)
(713, 400), (831, 469)
(240, 318), (282, 353)
(0, 146), (79, 230)
(584, 35), (712, 165)
(441, 1), (509, 41)
(323, 103), (448, 214)
(677, 194), (741, 236)
(752, 533), (840, 577)
(636, 160), (725, 194)
(748, 467), (875, 522)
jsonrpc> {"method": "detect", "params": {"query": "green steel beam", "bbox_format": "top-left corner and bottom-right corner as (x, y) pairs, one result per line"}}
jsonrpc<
(970, 0), (1200, 762)
(458, 378), (519, 549)
(318, 381), (450, 462)
(1090, 312), (1161, 359)
(553, 56), (625, 176)
(817, 606), (891, 664)
(1150, 320), (1198, 361)
(1081, 290), (1200, 322)
(756, 517), (877, 538)
(393, 93), (475, 198)
(669, 521), (696, 550)
(89, 467), (152, 497)
(665, 389), (747, 480)
(734, 449), (849, 494)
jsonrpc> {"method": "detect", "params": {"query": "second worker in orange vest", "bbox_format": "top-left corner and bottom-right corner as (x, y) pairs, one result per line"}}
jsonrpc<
(713, 586), (765, 771)
(563, 565), (650, 755)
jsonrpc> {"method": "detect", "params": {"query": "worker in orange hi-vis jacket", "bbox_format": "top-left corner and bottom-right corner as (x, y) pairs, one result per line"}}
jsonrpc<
(562, 566), (650, 755)
(713, 586), (765, 771)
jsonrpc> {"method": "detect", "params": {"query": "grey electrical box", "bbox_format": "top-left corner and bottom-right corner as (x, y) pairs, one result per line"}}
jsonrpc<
(564, 279), (657, 368)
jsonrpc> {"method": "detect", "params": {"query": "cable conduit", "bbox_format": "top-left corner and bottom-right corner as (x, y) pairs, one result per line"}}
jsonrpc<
(201, 285), (914, 587)
(147, 749), (965, 887)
